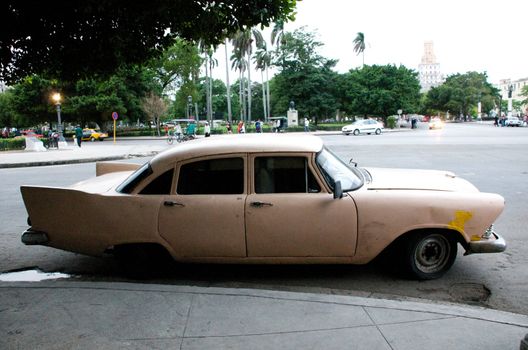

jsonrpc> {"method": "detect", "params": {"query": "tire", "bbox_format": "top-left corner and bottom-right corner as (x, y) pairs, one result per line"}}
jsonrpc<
(114, 244), (173, 279)
(402, 231), (457, 280)
(375, 128), (382, 135)
(167, 137), (173, 145)
(353, 129), (360, 136)
(344, 132), (350, 136)
(90, 137), (96, 142)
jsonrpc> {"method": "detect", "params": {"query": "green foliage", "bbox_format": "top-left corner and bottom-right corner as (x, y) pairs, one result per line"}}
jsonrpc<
(387, 115), (398, 129)
(424, 72), (499, 117)
(1, 1), (297, 84)
(270, 29), (339, 123)
(0, 138), (26, 151)
(339, 65), (421, 121)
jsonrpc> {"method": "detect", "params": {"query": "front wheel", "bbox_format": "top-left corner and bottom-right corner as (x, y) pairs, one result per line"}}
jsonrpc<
(167, 136), (173, 145)
(90, 137), (96, 142)
(402, 231), (457, 280)
(353, 129), (360, 136)
(375, 128), (382, 135)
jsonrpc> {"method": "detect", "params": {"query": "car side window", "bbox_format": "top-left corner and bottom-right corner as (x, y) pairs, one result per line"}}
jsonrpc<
(177, 158), (244, 195)
(254, 156), (320, 193)
(139, 169), (174, 195)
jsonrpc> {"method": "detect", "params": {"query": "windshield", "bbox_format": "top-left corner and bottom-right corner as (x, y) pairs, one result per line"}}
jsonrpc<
(116, 163), (153, 194)
(316, 147), (363, 191)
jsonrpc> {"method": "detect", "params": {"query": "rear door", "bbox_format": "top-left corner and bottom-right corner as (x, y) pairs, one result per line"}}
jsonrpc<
(158, 155), (247, 257)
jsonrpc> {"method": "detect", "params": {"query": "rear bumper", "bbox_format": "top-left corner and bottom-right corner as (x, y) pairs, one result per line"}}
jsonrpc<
(465, 231), (506, 255)
(21, 229), (49, 245)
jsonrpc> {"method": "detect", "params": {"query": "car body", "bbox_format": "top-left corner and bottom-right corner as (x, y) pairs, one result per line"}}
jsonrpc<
(342, 119), (384, 135)
(20, 134), (506, 279)
(505, 117), (522, 127)
(429, 118), (444, 129)
(81, 128), (108, 141)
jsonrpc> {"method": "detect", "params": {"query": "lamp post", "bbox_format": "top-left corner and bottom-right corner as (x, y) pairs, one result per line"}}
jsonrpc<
(52, 93), (66, 143)
(187, 95), (193, 120)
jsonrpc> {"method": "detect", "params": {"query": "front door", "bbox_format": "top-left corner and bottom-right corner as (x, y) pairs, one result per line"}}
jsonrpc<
(245, 154), (358, 258)
(158, 156), (247, 257)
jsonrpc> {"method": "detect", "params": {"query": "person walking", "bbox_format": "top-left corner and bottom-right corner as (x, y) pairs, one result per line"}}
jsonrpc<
(226, 122), (232, 134)
(304, 118), (310, 132)
(74, 125), (83, 148)
(204, 122), (211, 137)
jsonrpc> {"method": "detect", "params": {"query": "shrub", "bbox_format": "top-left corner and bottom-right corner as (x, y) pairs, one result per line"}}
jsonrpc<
(387, 116), (398, 129)
(0, 138), (26, 151)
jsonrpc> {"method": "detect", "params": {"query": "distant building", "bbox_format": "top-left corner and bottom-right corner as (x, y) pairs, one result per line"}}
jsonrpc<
(496, 77), (528, 100)
(418, 41), (444, 92)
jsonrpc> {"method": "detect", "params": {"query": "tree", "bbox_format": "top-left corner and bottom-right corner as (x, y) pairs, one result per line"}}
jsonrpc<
(142, 93), (168, 136)
(231, 28), (264, 122)
(353, 32), (366, 67)
(424, 72), (499, 118)
(271, 28), (339, 123)
(0, 1), (297, 84)
(340, 64), (421, 122)
(254, 42), (273, 121)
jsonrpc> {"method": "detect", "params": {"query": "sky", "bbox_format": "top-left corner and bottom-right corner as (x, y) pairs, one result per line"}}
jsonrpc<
(211, 0), (527, 85)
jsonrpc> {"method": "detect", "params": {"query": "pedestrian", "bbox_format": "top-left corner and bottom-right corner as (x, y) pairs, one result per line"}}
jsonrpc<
(204, 122), (211, 137)
(304, 118), (310, 132)
(175, 123), (182, 141)
(226, 122), (232, 134)
(255, 119), (262, 133)
(186, 121), (196, 137)
(494, 115), (499, 127)
(164, 124), (169, 136)
(237, 120), (245, 133)
(74, 125), (83, 148)
(275, 119), (281, 132)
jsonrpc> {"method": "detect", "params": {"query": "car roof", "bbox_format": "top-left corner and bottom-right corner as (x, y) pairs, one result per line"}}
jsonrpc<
(150, 134), (324, 169)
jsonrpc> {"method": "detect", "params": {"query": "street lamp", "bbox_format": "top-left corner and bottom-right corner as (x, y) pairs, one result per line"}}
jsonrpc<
(52, 92), (65, 142)
(187, 95), (193, 120)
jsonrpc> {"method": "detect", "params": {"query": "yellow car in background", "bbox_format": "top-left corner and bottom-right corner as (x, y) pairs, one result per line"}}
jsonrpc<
(82, 128), (108, 142)
(428, 118), (444, 130)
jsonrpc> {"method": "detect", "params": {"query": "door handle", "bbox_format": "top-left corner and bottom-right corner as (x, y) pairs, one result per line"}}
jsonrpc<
(164, 200), (185, 207)
(250, 201), (273, 208)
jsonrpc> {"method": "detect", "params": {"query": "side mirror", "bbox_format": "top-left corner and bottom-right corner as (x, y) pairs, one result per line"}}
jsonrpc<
(333, 180), (343, 199)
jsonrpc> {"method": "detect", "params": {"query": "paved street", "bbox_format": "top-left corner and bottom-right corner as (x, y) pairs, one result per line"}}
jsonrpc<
(1, 122), (527, 315)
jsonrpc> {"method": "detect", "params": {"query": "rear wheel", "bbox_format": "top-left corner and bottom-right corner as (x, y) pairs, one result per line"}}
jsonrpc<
(90, 137), (96, 142)
(114, 244), (173, 278)
(402, 231), (457, 280)
(353, 129), (360, 136)
(375, 128), (382, 135)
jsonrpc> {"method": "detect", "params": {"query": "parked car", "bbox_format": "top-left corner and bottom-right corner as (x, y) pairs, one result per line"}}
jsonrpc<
(342, 119), (384, 135)
(82, 128), (108, 141)
(428, 117), (444, 130)
(505, 117), (522, 127)
(20, 134), (506, 280)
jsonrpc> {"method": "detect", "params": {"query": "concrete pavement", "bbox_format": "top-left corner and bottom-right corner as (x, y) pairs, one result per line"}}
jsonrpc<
(2, 128), (527, 349)
(1, 281), (527, 349)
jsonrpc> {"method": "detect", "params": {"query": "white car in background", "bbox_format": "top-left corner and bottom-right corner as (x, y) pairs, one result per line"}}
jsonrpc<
(342, 119), (384, 136)
(505, 117), (522, 127)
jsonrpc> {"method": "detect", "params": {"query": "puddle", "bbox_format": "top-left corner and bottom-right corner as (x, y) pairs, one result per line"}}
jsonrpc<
(0, 269), (71, 282)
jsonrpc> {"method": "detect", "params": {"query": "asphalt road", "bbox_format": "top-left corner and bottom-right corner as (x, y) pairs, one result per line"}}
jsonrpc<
(1, 122), (527, 314)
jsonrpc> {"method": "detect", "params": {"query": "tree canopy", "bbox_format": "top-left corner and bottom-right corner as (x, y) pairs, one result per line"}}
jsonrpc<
(0, 0), (297, 84)
(424, 72), (499, 117)
(339, 65), (421, 120)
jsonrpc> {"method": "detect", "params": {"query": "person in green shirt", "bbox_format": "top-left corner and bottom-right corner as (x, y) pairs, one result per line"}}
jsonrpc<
(74, 126), (83, 147)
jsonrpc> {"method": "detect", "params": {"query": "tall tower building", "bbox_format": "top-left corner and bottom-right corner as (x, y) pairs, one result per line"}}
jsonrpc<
(418, 41), (443, 92)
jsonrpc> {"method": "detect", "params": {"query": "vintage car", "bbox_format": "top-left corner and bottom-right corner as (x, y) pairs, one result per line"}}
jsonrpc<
(81, 128), (108, 141)
(342, 119), (384, 136)
(20, 134), (506, 280)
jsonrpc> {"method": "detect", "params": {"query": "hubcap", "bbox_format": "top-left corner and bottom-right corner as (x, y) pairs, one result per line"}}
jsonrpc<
(415, 234), (450, 273)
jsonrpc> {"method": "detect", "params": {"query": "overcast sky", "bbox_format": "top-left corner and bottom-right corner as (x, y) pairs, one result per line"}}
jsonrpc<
(212, 0), (527, 85)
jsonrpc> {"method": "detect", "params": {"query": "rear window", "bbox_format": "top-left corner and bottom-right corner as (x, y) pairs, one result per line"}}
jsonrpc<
(177, 158), (244, 195)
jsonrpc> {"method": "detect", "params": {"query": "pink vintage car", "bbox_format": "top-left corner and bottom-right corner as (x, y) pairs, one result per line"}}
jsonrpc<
(21, 134), (506, 279)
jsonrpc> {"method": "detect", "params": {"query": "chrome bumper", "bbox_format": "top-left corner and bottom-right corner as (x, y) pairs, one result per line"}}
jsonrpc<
(21, 229), (49, 245)
(465, 231), (506, 255)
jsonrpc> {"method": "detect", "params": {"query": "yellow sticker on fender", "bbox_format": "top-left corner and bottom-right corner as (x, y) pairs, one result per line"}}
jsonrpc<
(448, 210), (473, 232)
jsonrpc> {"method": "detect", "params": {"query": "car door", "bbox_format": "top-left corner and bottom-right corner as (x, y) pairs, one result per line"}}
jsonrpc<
(158, 155), (247, 257)
(245, 154), (358, 258)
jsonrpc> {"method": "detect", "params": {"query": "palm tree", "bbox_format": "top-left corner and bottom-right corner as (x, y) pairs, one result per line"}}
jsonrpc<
(224, 38), (232, 123)
(231, 28), (264, 122)
(353, 32), (366, 67)
(254, 42), (272, 121)
(231, 48), (247, 121)
(271, 19), (285, 49)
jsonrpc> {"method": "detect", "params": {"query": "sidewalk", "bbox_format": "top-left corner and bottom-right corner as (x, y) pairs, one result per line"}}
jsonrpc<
(0, 281), (526, 349)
